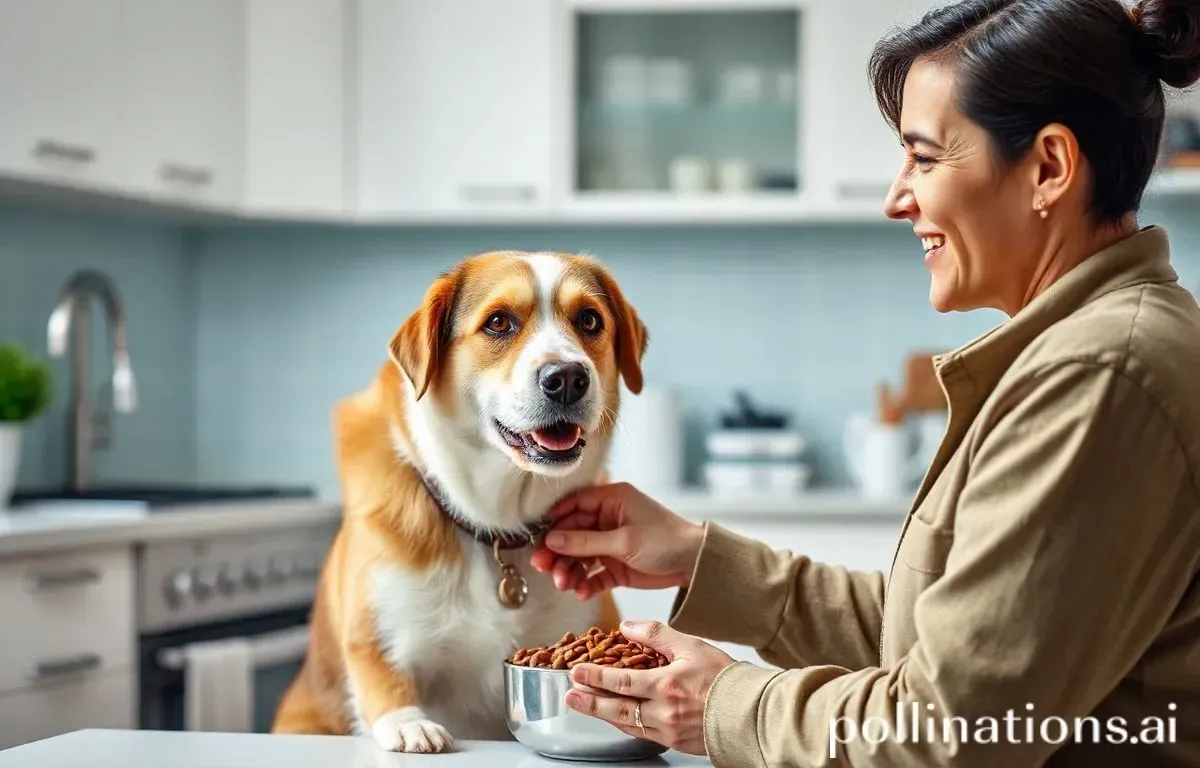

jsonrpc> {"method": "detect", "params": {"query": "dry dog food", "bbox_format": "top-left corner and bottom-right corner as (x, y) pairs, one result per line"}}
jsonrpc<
(509, 627), (670, 670)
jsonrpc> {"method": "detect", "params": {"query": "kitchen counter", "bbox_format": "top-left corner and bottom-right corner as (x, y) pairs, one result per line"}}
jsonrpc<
(0, 730), (713, 767)
(0, 499), (343, 557)
(0, 488), (907, 559)
(658, 488), (910, 521)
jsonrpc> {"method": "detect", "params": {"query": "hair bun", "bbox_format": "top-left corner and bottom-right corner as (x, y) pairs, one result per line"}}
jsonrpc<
(1133, 0), (1200, 88)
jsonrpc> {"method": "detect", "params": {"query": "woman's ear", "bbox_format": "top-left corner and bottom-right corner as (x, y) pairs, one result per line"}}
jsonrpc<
(1030, 122), (1080, 213)
(388, 270), (459, 400)
(593, 267), (649, 395)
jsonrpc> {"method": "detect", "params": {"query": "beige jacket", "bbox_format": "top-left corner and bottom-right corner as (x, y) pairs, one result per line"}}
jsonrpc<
(670, 226), (1200, 767)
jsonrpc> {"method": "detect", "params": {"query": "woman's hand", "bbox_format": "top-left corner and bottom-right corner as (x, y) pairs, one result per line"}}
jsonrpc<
(531, 482), (705, 600)
(564, 620), (734, 756)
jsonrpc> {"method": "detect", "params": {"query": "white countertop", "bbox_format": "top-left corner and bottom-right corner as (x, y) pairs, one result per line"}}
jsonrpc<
(0, 730), (713, 767)
(0, 488), (906, 558)
(0, 499), (343, 557)
(657, 488), (910, 521)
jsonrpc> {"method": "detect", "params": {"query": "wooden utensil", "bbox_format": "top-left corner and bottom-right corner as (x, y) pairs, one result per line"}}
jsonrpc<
(876, 382), (906, 425)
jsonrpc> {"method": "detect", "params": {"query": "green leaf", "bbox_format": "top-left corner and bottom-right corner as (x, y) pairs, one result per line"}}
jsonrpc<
(0, 342), (53, 423)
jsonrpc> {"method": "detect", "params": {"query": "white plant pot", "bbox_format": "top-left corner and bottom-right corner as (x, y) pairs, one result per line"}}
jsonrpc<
(0, 423), (20, 511)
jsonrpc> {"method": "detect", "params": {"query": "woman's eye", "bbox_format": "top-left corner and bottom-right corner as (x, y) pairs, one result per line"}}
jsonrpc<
(484, 312), (512, 335)
(912, 153), (936, 169)
(578, 309), (603, 335)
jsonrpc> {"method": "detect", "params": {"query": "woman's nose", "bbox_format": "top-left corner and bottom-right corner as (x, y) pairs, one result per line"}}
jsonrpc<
(883, 175), (917, 221)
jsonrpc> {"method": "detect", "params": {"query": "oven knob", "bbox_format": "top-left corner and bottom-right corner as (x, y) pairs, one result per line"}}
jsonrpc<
(217, 564), (242, 596)
(163, 570), (193, 608)
(243, 558), (267, 591)
(266, 556), (288, 586)
(193, 566), (218, 602)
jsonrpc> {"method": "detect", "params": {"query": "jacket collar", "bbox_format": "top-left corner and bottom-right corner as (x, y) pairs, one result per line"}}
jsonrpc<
(934, 225), (1177, 403)
(908, 226), (1177, 514)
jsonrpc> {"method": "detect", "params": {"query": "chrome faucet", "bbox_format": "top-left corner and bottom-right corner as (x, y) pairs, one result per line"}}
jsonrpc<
(46, 269), (137, 490)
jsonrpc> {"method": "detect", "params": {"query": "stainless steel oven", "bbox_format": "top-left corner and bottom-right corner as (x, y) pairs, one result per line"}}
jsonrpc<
(138, 606), (312, 733)
(133, 512), (336, 733)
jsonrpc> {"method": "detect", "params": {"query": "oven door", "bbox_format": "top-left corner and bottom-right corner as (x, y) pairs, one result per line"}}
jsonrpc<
(137, 606), (310, 734)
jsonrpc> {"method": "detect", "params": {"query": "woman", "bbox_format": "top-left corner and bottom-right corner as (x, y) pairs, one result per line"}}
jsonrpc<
(532, 0), (1200, 766)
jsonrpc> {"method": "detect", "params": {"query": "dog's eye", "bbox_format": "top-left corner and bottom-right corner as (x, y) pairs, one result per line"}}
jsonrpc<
(578, 308), (603, 335)
(484, 311), (513, 336)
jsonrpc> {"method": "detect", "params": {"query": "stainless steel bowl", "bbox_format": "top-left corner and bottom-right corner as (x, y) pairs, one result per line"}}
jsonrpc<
(504, 662), (668, 762)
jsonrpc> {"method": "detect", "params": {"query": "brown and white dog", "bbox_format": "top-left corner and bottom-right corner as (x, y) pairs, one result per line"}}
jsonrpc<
(270, 250), (647, 752)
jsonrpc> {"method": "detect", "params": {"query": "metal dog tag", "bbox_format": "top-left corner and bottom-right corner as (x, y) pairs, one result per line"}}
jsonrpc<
(497, 564), (529, 609)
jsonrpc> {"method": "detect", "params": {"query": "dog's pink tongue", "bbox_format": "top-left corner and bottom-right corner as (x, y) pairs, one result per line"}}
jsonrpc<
(530, 424), (581, 451)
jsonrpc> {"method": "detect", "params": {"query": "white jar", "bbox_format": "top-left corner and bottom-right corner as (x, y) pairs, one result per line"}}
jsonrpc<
(668, 156), (711, 193)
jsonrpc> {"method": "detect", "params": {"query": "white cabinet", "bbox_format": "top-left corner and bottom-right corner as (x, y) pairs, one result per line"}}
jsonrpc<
(242, 0), (348, 219)
(0, 672), (136, 750)
(561, 1), (806, 213)
(355, 0), (555, 218)
(0, 0), (346, 217)
(4, 0), (1193, 224)
(121, 0), (245, 211)
(806, 0), (938, 213)
(0, 0), (125, 193)
(0, 544), (137, 749)
(0, 545), (136, 695)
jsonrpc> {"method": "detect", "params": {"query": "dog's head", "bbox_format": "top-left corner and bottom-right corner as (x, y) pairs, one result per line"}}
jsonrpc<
(389, 251), (647, 478)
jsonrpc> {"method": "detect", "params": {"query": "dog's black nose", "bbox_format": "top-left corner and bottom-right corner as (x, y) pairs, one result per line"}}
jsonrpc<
(539, 362), (589, 406)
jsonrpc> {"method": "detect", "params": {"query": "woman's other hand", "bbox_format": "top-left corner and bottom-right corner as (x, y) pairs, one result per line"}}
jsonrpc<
(531, 482), (704, 600)
(564, 620), (734, 756)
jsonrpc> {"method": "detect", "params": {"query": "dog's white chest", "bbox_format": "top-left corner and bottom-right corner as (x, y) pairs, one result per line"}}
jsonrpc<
(367, 538), (598, 739)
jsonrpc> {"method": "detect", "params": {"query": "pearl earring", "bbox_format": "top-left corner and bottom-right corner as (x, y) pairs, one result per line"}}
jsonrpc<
(1035, 198), (1048, 219)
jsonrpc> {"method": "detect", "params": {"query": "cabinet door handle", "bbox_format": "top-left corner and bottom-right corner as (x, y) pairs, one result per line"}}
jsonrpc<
(24, 567), (102, 592)
(25, 653), (102, 682)
(31, 139), (96, 164)
(458, 184), (538, 203)
(159, 162), (213, 187)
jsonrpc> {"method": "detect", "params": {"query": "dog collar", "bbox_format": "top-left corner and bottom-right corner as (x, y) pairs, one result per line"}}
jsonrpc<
(417, 473), (551, 550)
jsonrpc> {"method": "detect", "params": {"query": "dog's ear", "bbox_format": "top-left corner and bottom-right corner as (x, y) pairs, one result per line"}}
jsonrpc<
(389, 270), (459, 400)
(593, 266), (649, 395)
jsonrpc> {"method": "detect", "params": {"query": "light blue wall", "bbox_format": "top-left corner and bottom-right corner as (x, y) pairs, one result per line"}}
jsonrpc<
(193, 201), (1200, 500)
(4, 199), (1198, 499)
(0, 203), (197, 490)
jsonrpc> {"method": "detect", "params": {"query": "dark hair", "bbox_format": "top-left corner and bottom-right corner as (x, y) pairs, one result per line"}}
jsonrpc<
(869, 0), (1200, 222)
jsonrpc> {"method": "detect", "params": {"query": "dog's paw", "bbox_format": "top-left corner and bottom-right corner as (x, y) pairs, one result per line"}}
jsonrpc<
(372, 707), (454, 753)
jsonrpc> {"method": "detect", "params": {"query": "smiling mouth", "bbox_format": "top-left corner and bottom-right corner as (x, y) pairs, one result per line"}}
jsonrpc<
(920, 234), (947, 261)
(494, 419), (586, 464)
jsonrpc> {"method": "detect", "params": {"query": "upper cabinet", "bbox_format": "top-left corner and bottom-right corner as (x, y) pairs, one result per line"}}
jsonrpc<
(0, 0), (126, 194)
(559, 0), (808, 218)
(805, 0), (936, 215)
(121, 0), (245, 211)
(0, 0), (344, 218)
(354, 0), (555, 219)
(242, 0), (348, 219)
(0, 0), (1196, 224)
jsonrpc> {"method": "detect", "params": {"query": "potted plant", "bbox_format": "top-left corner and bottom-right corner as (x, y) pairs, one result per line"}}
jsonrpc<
(0, 342), (52, 510)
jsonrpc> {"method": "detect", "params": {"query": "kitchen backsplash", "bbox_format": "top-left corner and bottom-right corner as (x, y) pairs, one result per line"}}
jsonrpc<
(3, 199), (1200, 498)
(0, 203), (198, 488)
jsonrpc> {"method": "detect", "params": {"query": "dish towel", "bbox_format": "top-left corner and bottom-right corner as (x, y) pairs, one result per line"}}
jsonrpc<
(183, 636), (255, 733)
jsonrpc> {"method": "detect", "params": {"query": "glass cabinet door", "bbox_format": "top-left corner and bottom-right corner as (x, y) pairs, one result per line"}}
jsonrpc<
(569, 3), (803, 202)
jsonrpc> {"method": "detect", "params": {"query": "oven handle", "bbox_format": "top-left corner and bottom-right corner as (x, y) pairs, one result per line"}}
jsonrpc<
(156, 625), (310, 671)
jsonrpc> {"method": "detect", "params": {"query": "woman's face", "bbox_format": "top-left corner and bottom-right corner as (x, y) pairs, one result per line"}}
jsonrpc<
(884, 57), (1042, 315)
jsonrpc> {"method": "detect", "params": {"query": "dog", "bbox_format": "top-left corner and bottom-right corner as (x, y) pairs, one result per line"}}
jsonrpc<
(270, 250), (648, 753)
